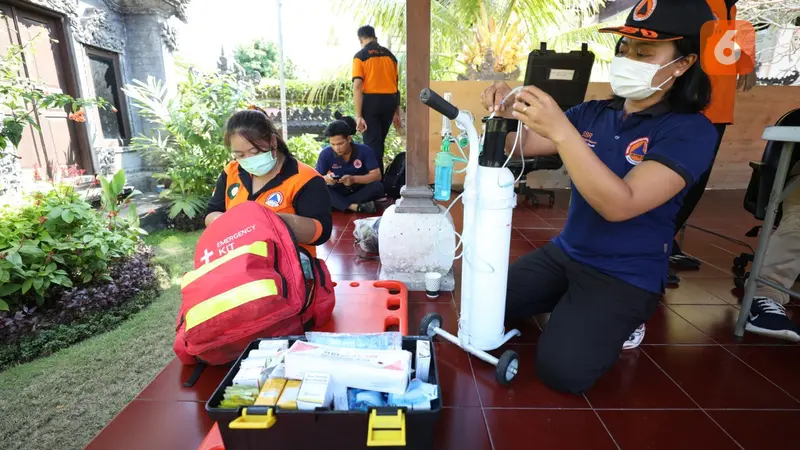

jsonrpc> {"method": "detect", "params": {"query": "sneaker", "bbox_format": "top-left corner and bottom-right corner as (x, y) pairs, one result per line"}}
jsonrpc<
(670, 253), (701, 270)
(667, 268), (680, 286)
(623, 324), (646, 350)
(356, 201), (377, 213)
(745, 297), (800, 342)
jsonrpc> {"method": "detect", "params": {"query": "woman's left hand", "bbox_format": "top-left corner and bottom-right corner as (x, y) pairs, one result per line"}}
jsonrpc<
(511, 86), (575, 145)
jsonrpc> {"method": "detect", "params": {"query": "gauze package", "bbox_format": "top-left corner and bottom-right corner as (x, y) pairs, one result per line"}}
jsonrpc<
(285, 341), (412, 395)
(387, 378), (439, 411)
(305, 332), (402, 351)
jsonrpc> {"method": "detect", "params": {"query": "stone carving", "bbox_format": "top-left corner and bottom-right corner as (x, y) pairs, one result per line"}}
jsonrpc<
(103, 0), (192, 22)
(25, 0), (78, 17)
(73, 8), (125, 54)
(0, 148), (22, 198)
(95, 147), (117, 176)
(161, 22), (178, 52)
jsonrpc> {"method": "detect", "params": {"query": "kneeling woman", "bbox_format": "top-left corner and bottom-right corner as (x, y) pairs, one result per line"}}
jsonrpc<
(206, 106), (332, 256)
(481, 1), (718, 394)
(315, 114), (384, 213)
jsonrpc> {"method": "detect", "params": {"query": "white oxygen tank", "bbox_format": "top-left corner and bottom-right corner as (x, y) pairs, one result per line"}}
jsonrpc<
(459, 165), (516, 351)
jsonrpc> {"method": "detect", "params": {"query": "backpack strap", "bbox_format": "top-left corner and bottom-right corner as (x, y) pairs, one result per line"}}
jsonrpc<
(183, 361), (207, 388)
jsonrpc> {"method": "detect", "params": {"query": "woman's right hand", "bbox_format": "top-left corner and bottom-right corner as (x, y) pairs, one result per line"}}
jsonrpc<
(480, 81), (513, 116)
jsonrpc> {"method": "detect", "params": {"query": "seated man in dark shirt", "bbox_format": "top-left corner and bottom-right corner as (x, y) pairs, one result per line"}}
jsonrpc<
(315, 114), (384, 213)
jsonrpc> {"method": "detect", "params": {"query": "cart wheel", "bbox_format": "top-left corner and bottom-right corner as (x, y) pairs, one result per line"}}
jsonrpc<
(734, 276), (745, 290)
(732, 264), (745, 277)
(419, 312), (443, 338)
(548, 193), (556, 206)
(530, 196), (539, 206)
(496, 350), (519, 386)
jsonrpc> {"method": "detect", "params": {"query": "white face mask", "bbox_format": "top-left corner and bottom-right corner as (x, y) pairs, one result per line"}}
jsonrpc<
(610, 56), (683, 100)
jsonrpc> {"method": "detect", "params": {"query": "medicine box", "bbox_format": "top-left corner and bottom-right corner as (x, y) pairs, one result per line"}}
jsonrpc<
(207, 336), (441, 450)
(296, 372), (333, 411)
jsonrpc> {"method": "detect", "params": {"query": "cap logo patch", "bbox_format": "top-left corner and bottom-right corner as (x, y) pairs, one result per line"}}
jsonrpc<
(625, 137), (649, 165)
(633, 0), (656, 21)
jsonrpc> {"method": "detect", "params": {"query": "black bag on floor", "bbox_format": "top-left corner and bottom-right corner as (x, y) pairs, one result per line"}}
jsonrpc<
(383, 151), (406, 199)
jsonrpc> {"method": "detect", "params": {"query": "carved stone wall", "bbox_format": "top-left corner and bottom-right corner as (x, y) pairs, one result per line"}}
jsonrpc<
(0, 149), (23, 198)
(25, 0), (79, 17)
(72, 6), (126, 53)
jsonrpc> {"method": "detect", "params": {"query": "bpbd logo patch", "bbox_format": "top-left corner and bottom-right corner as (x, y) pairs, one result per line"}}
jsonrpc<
(266, 191), (284, 207)
(227, 183), (241, 199)
(625, 138), (649, 165)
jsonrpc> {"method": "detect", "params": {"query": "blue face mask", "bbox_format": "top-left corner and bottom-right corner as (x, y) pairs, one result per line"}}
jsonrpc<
(238, 151), (277, 177)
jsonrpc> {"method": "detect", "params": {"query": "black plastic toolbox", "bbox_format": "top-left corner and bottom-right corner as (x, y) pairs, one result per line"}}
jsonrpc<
(206, 336), (441, 450)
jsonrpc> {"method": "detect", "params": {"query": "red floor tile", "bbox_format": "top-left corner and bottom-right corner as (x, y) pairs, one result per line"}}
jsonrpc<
(667, 304), (797, 345)
(407, 290), (454, 304)
(330, 238), (360, 255)
(544, 217), (567, 229)
(662, 280), (730, 305)
(644, 346), (800, 409)
(674, 262), (732, 278)
(526, 205), (568, 219)
(598, 410), (740, 450)
(433, 408), (492, 450)
(586, 348), (695, 409)
(434, 343), (481, 407)
(642, 304), (716, 345)
(708, 411), (800, 450)
(687, 277), (743, 306)
(324, 255), (381, 275)
(486, 409), (617, 450)
(508, 239), (536, 254)
(517, 228), (561, 241)
(471, 345), (590, 408)
(408, 302), (460, 335)
(726, 346), (800, 401)
(85, 401), (213, 450)
(502, 316), (541, 344)
(136, 359), (229, 402)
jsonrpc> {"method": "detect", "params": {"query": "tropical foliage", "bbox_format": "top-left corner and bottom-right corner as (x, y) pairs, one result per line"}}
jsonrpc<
(234, 39), (300, 80)
(336, 0), (620, 81)
(123, 68), (255, 221)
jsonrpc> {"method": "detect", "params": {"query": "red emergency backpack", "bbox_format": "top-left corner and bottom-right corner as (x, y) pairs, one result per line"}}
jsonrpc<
(173, 201), (335, 374)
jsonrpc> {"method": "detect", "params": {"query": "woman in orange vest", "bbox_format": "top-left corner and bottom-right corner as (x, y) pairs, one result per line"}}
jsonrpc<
(205, 106), (332, 256)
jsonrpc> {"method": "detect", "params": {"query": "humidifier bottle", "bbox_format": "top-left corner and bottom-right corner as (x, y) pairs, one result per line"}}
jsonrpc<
(434, 141), (454, 202)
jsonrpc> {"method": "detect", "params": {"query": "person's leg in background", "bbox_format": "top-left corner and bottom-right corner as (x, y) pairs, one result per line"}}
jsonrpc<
(342, 181), (384, 212)
(362, 94), (396, 176)
(536, 256), (660, 394)
(668, 123), (728, 284)
(746, 174), (800, 341)
(329, 182), (384, 213)
(328, 185), (353, 212)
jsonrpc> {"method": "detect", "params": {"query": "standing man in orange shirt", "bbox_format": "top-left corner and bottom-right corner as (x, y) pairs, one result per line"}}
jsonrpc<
(667, 0), (756, 284)
(352, 25), (402, 176)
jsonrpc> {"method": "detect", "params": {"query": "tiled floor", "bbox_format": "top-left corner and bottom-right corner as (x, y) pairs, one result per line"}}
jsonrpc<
(323, 190), (799, 450)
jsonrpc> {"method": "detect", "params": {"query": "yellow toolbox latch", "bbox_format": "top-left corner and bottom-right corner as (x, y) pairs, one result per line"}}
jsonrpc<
(229, 407), (277, 430)
(366, 408), (406, 447)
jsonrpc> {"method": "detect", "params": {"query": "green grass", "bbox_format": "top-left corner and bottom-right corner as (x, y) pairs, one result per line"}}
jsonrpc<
(0, 230), (201, 450)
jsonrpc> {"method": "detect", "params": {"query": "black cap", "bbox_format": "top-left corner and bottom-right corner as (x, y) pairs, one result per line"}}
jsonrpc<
(599, 0), (716, 41)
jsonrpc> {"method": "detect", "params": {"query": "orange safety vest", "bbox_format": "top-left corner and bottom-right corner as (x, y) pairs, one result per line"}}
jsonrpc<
(702, 0), (738, 125)
(223, 159), (321, 257)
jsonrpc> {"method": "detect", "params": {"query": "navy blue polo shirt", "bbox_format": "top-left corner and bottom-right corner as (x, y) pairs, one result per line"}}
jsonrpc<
(315, 143), (379, 178)
(552, 98), (718, 294)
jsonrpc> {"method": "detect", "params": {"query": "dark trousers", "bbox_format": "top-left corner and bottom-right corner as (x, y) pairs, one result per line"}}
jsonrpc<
(506, 244), (660, 394)
(672, 124), (727, 254)
(328, 181), (385, 212)
(362, 93), (398, 175)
